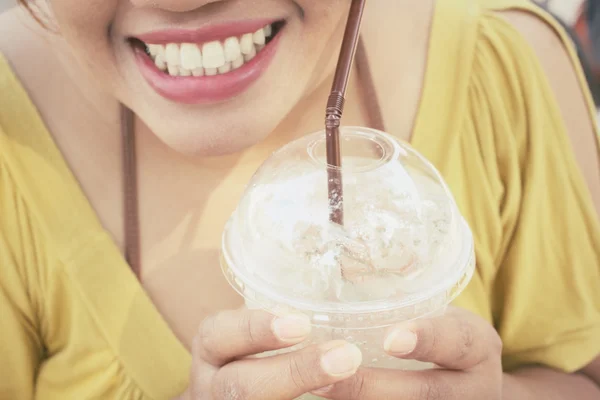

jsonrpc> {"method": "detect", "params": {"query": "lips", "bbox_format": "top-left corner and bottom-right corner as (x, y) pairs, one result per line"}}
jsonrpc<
(131, 20), (285, 104)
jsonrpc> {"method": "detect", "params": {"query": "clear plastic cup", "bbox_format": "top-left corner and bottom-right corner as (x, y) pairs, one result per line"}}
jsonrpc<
(220, 127), (475, 399)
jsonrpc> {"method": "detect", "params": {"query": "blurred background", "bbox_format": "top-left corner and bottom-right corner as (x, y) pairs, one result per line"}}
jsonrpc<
(0, 0), (13, 12)
(535, 0), (585, 24)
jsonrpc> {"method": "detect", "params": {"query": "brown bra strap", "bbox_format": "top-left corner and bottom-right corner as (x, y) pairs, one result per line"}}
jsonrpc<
(121, 105), (141, 279)
(120, 36), (384, 280)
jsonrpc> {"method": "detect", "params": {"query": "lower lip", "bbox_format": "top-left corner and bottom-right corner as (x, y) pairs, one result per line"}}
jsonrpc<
(134, 34), (281, 104)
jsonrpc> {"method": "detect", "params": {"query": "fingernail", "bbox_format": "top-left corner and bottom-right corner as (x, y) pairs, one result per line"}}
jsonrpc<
(384, 328), (417, 355)
(272, 314), (311, 341)
(321, 343), (362, 376)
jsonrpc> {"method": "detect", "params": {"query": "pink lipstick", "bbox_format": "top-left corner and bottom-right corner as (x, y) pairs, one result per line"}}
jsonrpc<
(132, 20), (284, 104)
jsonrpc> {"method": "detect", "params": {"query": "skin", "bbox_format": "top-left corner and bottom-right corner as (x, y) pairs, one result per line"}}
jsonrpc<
(0, 0), (599, 399)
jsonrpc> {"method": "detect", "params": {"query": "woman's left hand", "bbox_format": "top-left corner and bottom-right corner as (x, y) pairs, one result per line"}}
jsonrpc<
(314, 306), (504, 400)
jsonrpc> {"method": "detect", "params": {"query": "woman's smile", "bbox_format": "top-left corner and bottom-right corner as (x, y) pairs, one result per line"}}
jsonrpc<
(131, 19), (286, 103)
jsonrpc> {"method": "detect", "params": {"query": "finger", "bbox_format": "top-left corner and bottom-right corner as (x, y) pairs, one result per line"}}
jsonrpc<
(382, 307), (502, 370)
(196, 308), (311, 367)
(316, 367), (496, 400)
(212, 341), (362, 400)
(188, 334), (217, 400)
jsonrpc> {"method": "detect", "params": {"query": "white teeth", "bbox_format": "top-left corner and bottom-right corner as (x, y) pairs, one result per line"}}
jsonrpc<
(244, 45), (257, 62)
(202, 41), (226, 69)
(218, 63), (232, 74)
(232, 55), (244, 70)
(155, 54), (167, 71)
(240, 33), (254, 55)
(180, 43), (203, 70)
(167, 64), (179, 77)
(264, 24), (272, 37)
(145, 23), (275, 77)
(165, 43), (180, 66)
(148, 44), (165, 58)
(253, 28), (266, 45)
(223, 37), (242, 62)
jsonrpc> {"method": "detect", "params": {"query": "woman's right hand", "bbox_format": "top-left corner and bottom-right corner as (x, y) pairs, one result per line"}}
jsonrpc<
(180, 308), (363, 400)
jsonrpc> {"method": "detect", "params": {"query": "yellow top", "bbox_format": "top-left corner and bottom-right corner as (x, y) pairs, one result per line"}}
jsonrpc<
(1, 0), (600, 399)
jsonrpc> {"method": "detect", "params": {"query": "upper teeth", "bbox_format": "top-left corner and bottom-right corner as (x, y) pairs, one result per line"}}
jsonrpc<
(146, 23), (274, 77)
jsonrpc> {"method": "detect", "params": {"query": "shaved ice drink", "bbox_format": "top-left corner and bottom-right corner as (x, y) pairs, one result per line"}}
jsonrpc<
(220, 127), (475, 397)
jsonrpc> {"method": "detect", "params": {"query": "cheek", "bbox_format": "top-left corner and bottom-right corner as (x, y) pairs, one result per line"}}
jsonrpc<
(294, 1), (349, 81)
(48, 0), (123, 78)
(50, 0), (118, 39)
(302, 0), (349, 27)
(299, 1), (350, 54)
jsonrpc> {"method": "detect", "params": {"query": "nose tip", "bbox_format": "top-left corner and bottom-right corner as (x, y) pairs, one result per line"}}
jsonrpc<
(129, 0), (224, 13)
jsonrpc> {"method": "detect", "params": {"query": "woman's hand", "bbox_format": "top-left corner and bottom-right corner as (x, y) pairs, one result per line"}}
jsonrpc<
(180, 308), (362, 400)
(315, 307), (504, 400)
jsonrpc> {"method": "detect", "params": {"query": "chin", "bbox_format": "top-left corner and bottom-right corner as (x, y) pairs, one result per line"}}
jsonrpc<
(151, 123), (268, 157)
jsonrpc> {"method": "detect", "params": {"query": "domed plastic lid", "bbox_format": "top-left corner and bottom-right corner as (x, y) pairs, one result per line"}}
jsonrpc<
(221, 127), (474, 327)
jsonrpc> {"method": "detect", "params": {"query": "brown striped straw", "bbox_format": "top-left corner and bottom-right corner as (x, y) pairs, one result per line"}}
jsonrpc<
(325, 0), (367, 225)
